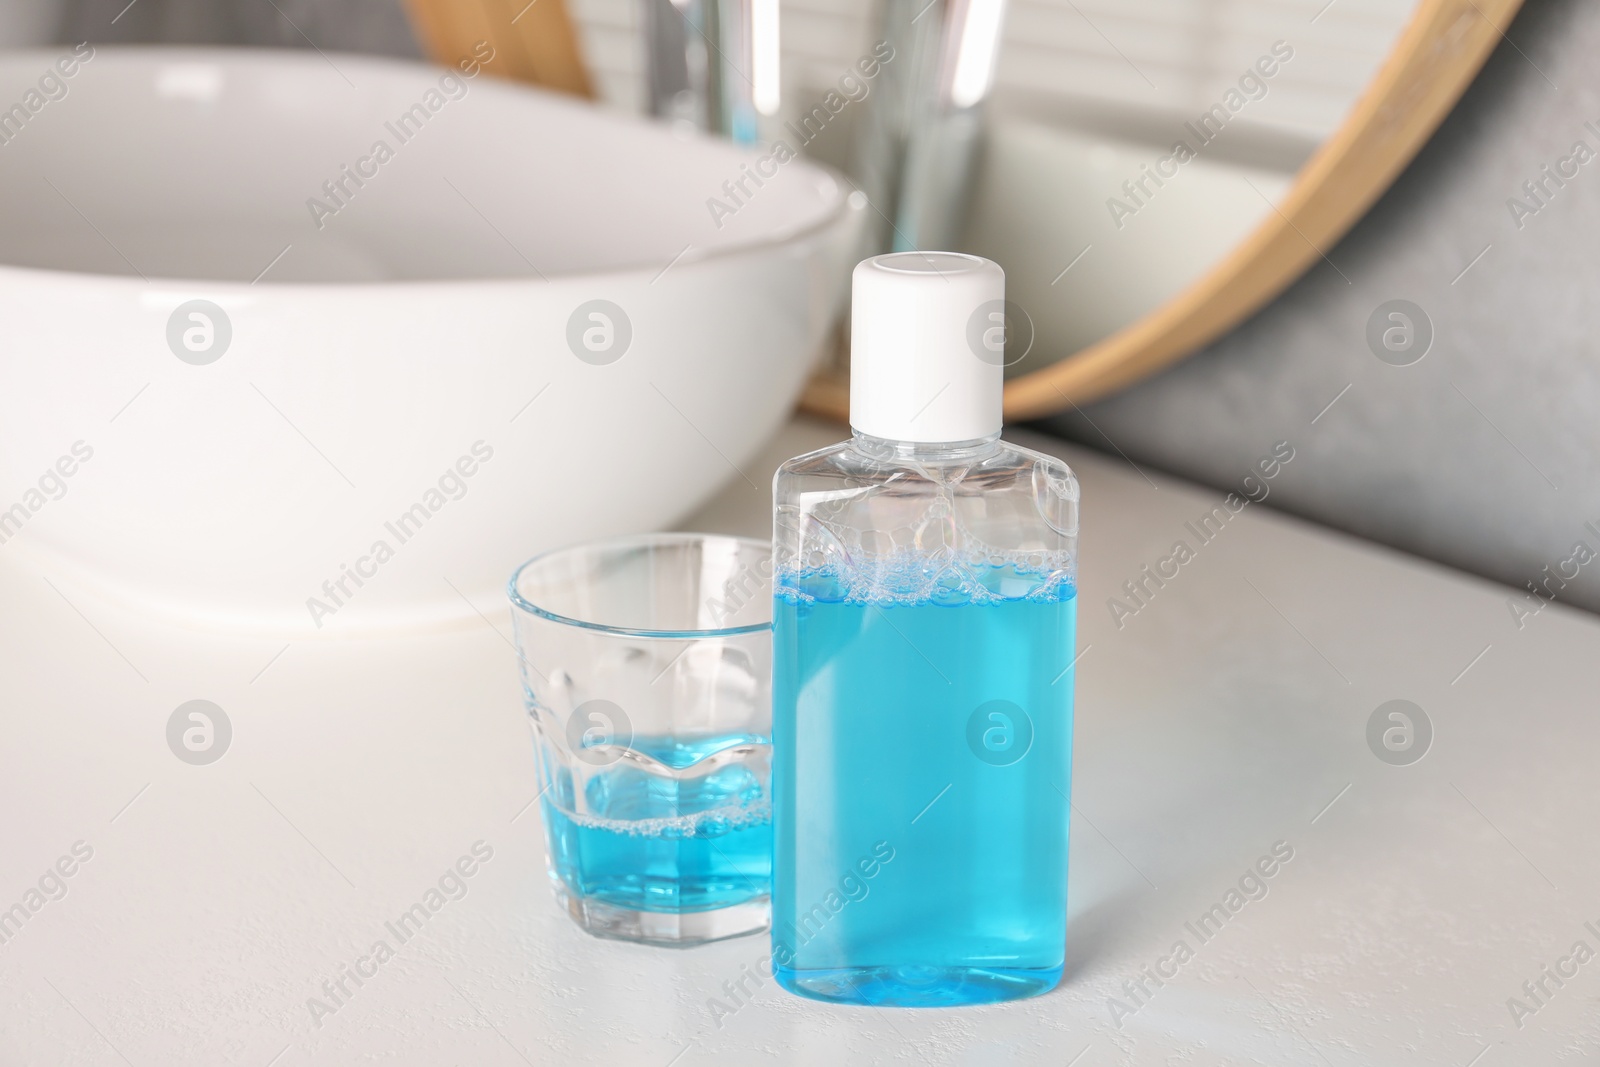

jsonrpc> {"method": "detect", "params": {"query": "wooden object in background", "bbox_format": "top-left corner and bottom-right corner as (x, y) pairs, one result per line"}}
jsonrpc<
(405, 0), (595, 99)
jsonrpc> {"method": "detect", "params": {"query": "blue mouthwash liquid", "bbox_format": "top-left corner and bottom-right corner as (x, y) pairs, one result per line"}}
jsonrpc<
(540, 733), (771, 914)
(771, 566), (1075, 1006)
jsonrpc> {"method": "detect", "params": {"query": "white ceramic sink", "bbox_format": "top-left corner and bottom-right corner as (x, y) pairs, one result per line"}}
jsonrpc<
(0, 47), (860, 634)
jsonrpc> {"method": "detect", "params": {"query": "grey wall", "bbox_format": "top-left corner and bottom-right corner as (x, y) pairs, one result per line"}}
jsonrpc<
(1044, 0), (1600, 620)
(58, 0), (419, 55)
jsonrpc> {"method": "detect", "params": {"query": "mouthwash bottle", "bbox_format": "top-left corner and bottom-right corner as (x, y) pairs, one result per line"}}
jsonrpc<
(771, 253), (1079, 1007)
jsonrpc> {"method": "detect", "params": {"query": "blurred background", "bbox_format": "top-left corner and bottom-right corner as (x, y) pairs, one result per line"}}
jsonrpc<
(8, 0), (1597, 620)
(35, 0), (1412, 362)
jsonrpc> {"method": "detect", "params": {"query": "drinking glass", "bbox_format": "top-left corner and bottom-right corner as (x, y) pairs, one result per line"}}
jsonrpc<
(508, 533), (772, 945)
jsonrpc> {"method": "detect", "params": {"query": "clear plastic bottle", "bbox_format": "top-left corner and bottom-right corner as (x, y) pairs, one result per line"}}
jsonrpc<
(771, 253), (1080, 1006)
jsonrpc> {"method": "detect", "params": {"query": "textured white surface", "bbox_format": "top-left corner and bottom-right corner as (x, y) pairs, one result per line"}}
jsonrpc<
(0, 417), (1595, 1065)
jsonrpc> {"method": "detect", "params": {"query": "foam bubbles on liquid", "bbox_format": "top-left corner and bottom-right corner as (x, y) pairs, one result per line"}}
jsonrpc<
(554, 802), (772, 839)
(776, 549), (1075, 607)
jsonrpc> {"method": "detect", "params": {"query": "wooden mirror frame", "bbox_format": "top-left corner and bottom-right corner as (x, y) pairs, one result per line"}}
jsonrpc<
(800, 0), (1526, 422)
(404, 0), (595, 99)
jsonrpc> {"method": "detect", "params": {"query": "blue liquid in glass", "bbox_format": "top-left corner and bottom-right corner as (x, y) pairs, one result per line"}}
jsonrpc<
(772, 569), (1075, 1006)
(541, 733), (771, 914)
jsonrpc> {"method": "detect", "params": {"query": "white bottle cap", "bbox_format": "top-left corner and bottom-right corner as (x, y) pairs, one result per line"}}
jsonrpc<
(849, 251), (1005, 443)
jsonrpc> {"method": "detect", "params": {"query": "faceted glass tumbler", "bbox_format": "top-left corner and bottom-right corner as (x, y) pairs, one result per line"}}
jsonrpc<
(508, 533), (772, 946)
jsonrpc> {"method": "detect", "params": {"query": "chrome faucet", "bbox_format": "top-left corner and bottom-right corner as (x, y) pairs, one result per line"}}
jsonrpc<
(642, 0), (1006, 252)
(864, 0), (1007, 252)
(643, 0), (778, 144)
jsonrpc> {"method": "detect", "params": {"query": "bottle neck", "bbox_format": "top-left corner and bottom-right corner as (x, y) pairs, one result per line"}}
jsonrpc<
(850, 429), (1003, 465)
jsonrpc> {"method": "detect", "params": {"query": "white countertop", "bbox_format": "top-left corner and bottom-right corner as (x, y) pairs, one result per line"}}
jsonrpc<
(2, 416), (1595, 1066)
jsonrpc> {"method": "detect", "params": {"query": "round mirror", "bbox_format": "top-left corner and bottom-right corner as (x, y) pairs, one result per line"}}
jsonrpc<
(999, 0), (1526, 416)
(786, 0), (1526, 419)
